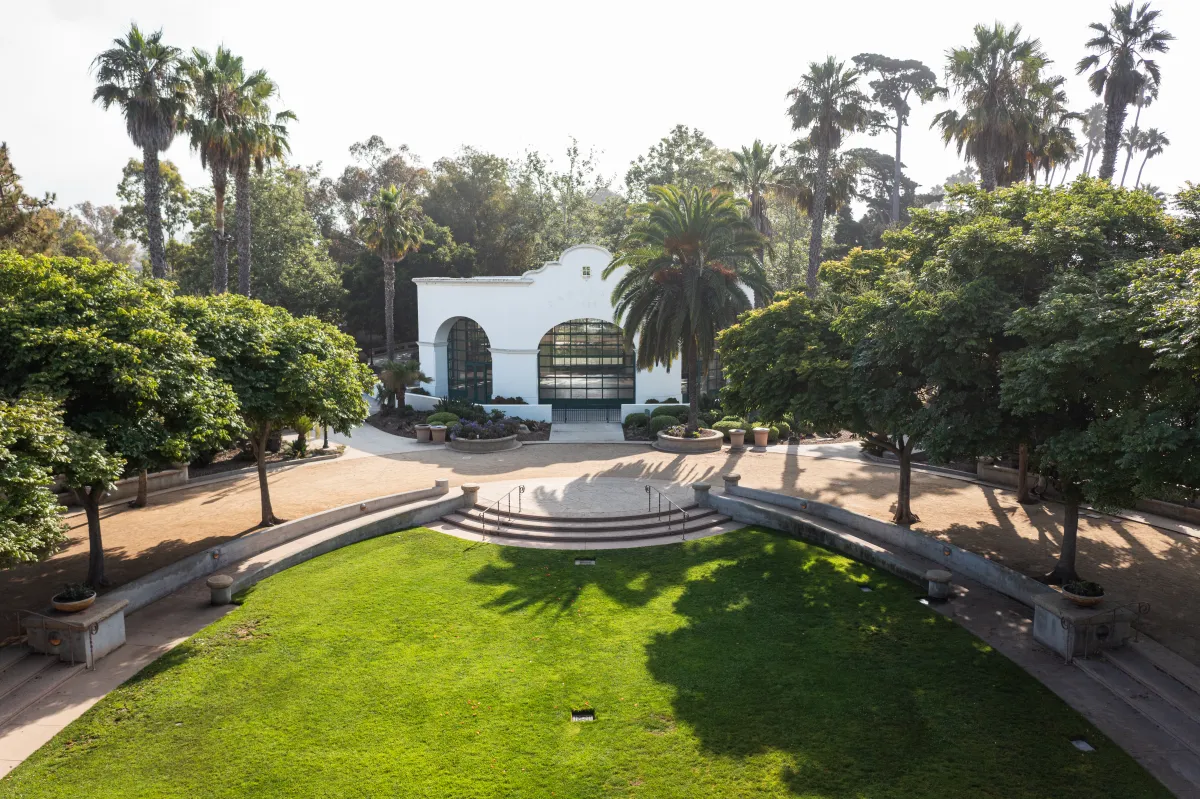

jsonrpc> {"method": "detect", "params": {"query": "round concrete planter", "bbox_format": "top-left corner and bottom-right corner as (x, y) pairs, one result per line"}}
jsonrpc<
(415, 424), (431, 443)
(1061, 587), (1105, 608)
(728, 429), (746, 449)
(654, 428), (723, 454)
(448, 434), (520, 453)
(52, 591), (97, 613)
(752, 427), (769, 447)
(430, 425), (447, 444)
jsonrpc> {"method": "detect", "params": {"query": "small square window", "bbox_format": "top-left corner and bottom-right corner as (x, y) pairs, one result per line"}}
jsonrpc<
(582, 265), (591, 278)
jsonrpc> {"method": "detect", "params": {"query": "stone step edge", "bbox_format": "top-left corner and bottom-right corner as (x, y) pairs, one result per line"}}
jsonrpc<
(470, 502), (702, 523)
(1076, 657), (1200, 759)
(0, 645), (31, 677)
(428, 520), (743, 550)
(459, 507), (720, 532)
(439, 515), (731, 542)
(0, 653), (55, 701)
(1104, 646), (1200, 727)
(1129, 636), (1200, 698)
(0, 660), (83, 729)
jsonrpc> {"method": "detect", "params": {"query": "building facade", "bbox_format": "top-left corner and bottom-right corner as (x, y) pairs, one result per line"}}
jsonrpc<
(414, 244), (695, 422)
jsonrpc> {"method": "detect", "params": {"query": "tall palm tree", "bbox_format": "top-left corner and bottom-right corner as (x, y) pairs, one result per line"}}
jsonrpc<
(932, 23), (1048, 192)
(1020, 75), (1080, 184)
(721, 140), (780, 302)
(186, 46), (261, 294)
(605, 186), (768, 433)
(1079, 103), (1107, 174)
(233, 103), (296, 296)
(1119, 85), (1156, 186)
(358, 185), (425, 362)
(1076, 1), (1173, 181)
(1135, 127), (1169, 185)
(92, 25), (188, 279)
(779, 141), (862, 219)
(786, 57), (874, 297)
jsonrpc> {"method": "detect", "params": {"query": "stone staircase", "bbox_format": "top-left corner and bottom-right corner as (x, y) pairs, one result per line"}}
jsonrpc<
(436, 503), (735, 546)
(0, 645), (83, 729)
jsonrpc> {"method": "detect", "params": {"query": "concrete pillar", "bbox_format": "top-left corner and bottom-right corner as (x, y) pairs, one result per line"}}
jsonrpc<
(723, 473), (741, 492)
(925, 569), (952, 600)
(434, 478), (449, 493)
(692, 482), (712, 508)
(461, 483), (480, 509)
(206, 574), (234, 606)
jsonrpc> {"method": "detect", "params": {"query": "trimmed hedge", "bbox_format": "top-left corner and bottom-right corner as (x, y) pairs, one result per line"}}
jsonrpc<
(426, 412), (460, 426)
(651, 405), (686, 418)
(712, 419), (747, 441)
(775, 421), (792, 441)
(649, 415), (680, 434)
(623, 412), (649, 428)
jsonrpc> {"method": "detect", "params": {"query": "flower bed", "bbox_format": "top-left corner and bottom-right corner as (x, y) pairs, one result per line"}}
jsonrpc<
(653, 427), (723, 454)
(447, 418), (522, 452)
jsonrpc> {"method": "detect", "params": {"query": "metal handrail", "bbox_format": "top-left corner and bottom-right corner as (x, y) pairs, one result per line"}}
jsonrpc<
(481, 485), (524, 532)
(645, 485), (689, 532)
(1062, 600), (1151, 659)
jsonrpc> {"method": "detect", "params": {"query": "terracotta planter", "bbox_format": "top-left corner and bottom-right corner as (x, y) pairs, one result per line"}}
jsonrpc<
(52, 592), (97, 613)
(415, 424), (431, 443)
(728, 429), (746, 449)
(752, 427), (769, 447)
(1061, 588), (1104, 608)
(430, 425), (447, 444)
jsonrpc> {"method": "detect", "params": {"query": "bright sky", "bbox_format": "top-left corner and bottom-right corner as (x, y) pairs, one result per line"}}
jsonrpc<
(4, 0), (1197, 211)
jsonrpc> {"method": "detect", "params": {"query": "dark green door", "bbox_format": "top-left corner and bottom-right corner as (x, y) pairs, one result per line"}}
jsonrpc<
(447, 318), (491, 403)
(538, 319), (635, 408)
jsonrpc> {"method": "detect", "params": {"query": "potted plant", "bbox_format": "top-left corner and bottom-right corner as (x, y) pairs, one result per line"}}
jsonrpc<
(1061, 580), (1105, 608)
(52, 583), (97, 613)
(729, 429), (746, 449)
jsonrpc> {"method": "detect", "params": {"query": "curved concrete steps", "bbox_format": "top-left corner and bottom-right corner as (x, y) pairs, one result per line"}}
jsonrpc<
(435, 505), (738, 548)
(0, 646), (83, 729)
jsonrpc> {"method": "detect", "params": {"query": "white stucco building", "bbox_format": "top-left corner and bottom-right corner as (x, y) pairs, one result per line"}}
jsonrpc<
(414, 244), (708, 422)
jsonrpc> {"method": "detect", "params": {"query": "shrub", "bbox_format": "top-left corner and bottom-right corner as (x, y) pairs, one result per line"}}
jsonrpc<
(490, 396), (527, 405)
(624, 412), (649, 428)
(450, 418), (520, 440)
(720, 414), (744, 422)
(1064, 580), (1104, 597)
(433, 398), (487, 423)
(644, 398), (659, 404)
(767, 425), (780, 444)
(662, 397), (679, 403)
(775, 421), (792, 441)
(712, 419), (747, 441)
(409, 387), (430, 396)
(860, 440), (885, 457)
(426, 412), (459, 426)
(649, 415), (680, 434)
(651, 405), (684, 418)
(53, 583), (95, 602)
(664, 424), (701, 439)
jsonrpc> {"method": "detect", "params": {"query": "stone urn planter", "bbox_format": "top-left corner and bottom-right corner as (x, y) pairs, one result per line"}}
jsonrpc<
(448, 434), (521, 453)
(654, 428), (723, 454)
(752, 427), (769, 447)
(728, 429), (746, 450)
(51, 586), (97, 613)
(415, 423), (431, 443)
(1061, 582), (1105, 608)
(430, 425), (447, 444)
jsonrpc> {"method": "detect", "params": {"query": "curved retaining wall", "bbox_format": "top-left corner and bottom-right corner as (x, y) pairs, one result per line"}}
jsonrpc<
(448, 435), (521, 453)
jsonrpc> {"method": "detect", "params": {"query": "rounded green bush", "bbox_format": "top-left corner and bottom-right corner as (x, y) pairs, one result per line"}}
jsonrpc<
(775, 421), (792, 441)
(649, 415), (680, 434)
(712, 420), (747, 441)
(767, 425), (780, 444)
(623, 412), (649, 428)
(720, 414), (744, 422)
(426, 412), (459, 426)
(651, 405), (685, 418)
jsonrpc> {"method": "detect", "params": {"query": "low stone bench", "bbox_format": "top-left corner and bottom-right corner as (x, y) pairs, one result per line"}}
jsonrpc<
(24, 598), (128, 669)
(1032, 592), (1136, 662)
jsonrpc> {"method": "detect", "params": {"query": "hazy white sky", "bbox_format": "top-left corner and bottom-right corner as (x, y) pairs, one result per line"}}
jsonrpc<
(4, 0), (1197, 210)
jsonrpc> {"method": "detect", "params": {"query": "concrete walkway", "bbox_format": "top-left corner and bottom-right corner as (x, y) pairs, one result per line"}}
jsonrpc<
(547, 422), (628, 444)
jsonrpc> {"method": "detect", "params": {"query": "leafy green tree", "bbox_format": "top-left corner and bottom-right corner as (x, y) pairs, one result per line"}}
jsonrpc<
(70, 202), (136, 266)
(176, 294), (375, 525)
(1077, 1), (1173, 181)
(359, 185), (425, 361)
(851, 54), (942, 224)
(932, 23), (1048, 191)
(624, 125), (730, 201)
(786, 57), (875, 296)
(0, 143), (57, 255)
(0, 395), (70, 568)
(0, 253), (239, 584)
(607, 185), (767, 432)
(92, 24), (188, 279)
(114, 157), (192, 249)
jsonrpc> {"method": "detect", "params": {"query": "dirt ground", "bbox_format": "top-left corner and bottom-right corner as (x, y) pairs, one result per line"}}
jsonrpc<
(4, 444), (1197, 662)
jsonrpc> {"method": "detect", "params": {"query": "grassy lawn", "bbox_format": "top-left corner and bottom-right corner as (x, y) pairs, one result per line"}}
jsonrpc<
(1, 527), (1168, 798)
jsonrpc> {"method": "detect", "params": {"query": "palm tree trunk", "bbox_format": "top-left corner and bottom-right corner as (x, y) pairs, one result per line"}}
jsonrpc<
(685, 335), (700, 434)
(979, 148), (998, 192)
(211, 167), (229, 294)
(1136, 153), (1151, 187)
(383, 257), (396, 362)
(142, 147), (168, 279)
(235, 160), (252, 296)
(806, 143), (831, 298)
(252, 422), (280, 526)
(1047, 494), (1081, 585)
(1120, 103), (1144, 187)
(892, 118), (903, 225)
(1098, 102), (1127, 182)
(79, 486), (107, 587)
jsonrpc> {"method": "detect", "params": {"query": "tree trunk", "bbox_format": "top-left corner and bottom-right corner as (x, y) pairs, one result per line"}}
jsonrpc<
(142, 146), (168, 279)
(129, 468), (149, 508)
(1048, 164), (1057, 186)
(892, 438), (920, 525)
(892, 116), (903, 225)
(685, 336), (700, 434)
(252, 423), (280, 526)
(1136, 153), (1150, 187)
(79, 486), (107, 587)
(1046, 496), (1081, 585)
(979, 148), (998, 191)
(806, 143), (831, 298)
(1016, 443), (1034, 504)
(235, 160), (252, 296)
(1082, 146), (1093, 176)
(211, 167), (229, 294)
(323, 424), (329, 449)
(1120, 103), (1144, 187)
(383, 257), (396, 362)
(1098, 101), (1127, 182)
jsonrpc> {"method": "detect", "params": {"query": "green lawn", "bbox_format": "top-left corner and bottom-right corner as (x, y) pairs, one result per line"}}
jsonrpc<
(1, 527), (1167, 798)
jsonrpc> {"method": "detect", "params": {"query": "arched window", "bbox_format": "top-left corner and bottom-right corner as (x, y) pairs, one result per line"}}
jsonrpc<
(447, 318), (491, 403)
(538, 319), (634, 409)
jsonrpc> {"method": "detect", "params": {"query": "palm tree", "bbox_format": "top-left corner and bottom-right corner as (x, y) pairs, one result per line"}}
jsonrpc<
(233, 103), (296, 296)
(1135, 127), (1169, 185)
(779, 141), (862, 219)
(186, 46), (259, 294)
(377, 359), (431, 413)
(358, 185), (425, 362)
(1080, 103), (1107, 174)
(932, 23), (1048, 192)
(605, 186), (768, 433)
(786, 57), (874, 297)
(92, 25), (188, 279)
(1021, 75), (1080, 184)
(1077, 1), (1173, 181)
(721, 140), (780, 302)
(1120, 85), (1156, 186)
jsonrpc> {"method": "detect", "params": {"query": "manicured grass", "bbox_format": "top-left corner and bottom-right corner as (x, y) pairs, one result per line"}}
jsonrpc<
(1, 528), (1167, 798)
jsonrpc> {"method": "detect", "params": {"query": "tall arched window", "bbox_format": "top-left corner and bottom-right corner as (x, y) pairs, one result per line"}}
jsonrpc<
(447, 318), (491, 403)
(538, 319), (634, 409)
